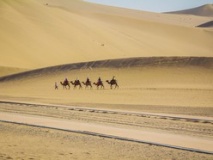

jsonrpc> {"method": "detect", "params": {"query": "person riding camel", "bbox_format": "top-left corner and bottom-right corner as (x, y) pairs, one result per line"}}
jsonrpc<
(112, 76), (115, 81)
(64, 78), (68, 85)
(86, 77), (90, 83)
(98, 77), (102, 84)
(76, 78), (80, 83)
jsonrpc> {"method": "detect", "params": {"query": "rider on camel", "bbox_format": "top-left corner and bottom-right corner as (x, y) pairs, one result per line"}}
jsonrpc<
(86, 77), (90, 83)
(98, 77), (102, 84)
(64, 78), (68, 85)
(112, 76), (115, 81)
(76, 77), (80, 84)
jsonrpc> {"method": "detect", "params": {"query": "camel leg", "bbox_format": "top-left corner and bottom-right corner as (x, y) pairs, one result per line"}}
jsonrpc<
(114, 84), (117, 89)
(79, 85), (82, 89)
(115, 83), (119, 89)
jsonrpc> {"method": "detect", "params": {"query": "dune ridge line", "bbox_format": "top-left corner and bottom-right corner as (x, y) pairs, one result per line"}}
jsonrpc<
(0, 57), (212, 82)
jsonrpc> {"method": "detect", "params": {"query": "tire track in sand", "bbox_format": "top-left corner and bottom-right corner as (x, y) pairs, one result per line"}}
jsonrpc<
(0, 112), (212, 155)
(0, 100), (212, 124)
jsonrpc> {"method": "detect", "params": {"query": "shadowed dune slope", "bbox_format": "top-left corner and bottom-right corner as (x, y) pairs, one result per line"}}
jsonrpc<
(0, 0), (213, 70)
(197, 21), (213, 28)
(0, 57), (212, 82)
(168, 4), (213, 17)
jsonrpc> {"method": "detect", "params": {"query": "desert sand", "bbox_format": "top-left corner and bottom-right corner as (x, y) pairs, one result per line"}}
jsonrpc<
(0, 0), (213, 159)
(1, 121), (213, 160)
(0, 0), (213, 70)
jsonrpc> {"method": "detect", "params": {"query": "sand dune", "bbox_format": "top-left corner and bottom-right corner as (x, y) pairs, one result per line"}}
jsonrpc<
(168, 4), (213, 17)
(0, 57), (212, 108)
(0, 57), (213, 81)
(0, 0), (213, 70)
(1, 1), (213, 159)
(1, 0), (212, 108)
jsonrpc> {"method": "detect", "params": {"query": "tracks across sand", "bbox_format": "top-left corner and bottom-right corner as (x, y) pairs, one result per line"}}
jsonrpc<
(0, 100), (212, 124)
(0, 100), (213, 154)
(1, 101), (212, 139)
(0, 112), (212, 155)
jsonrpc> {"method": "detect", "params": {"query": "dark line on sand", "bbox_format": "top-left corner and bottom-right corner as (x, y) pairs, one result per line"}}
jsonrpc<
(0, 100), (212, 124)
(0, 120), (212, 155)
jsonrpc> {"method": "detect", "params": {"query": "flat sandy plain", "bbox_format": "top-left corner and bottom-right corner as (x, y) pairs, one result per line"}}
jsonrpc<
(0, 0), (213, 160)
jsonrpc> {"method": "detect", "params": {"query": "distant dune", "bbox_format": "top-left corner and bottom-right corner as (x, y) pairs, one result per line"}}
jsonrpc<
(0, 0), (213, 71)
(168, 4), (213, 17)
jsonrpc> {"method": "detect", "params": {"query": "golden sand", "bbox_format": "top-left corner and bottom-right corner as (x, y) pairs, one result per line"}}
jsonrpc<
(0, 0), (213, 159)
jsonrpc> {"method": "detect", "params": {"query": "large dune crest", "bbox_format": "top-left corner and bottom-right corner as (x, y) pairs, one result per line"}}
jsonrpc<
(0, 57), (212, 82)
(0, 0), (213, 70)
(0, 57), (212, 108)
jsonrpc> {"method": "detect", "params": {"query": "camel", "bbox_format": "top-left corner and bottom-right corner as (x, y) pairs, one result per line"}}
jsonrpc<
(106, 79), (119, 89)
(70, 80), (82, 89)
(82, 81), (92, 89)
(93, 81), (104, 89)
(60, 81), (70, 89)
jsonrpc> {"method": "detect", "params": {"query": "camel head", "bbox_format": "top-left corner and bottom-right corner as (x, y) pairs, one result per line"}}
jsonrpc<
(106, 80), (110, 84)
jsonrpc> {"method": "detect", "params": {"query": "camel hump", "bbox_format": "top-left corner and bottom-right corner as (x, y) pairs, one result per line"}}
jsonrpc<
(111, 79), (117, 83)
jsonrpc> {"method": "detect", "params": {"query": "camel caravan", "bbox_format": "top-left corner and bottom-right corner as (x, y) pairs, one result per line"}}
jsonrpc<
(55, 77), (119, 90)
